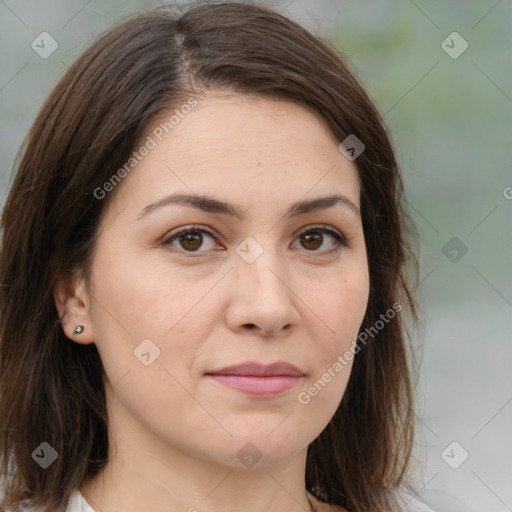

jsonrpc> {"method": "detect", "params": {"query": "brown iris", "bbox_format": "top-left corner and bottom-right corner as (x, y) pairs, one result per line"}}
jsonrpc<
(179, 231), (204, 251)
(300, 232), (323, 251)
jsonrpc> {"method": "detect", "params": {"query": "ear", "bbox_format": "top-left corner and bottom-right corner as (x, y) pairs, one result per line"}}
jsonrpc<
(53, 269), (95, 345)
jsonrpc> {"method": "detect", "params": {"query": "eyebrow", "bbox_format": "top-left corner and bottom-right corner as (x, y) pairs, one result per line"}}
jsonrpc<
(136, 192), (360, 221)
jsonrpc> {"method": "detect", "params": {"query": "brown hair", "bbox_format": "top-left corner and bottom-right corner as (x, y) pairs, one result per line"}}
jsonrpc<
(0, 2), (419, 511)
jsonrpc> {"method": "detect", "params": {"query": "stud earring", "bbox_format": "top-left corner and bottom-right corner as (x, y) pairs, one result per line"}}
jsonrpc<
(73, 325), (84, 336)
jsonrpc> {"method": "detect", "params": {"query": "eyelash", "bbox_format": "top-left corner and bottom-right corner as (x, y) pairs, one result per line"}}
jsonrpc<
(161, 224), (347, 257)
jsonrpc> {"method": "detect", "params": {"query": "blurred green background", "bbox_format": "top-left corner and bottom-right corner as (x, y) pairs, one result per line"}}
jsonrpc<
(1, 1), (511, 511)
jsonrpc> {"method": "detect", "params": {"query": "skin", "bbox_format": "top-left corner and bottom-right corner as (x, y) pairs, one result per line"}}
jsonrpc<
(54, 92), (369, 512)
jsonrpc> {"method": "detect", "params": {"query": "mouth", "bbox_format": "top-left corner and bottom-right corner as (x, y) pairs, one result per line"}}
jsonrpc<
(205, 361), (305, 396)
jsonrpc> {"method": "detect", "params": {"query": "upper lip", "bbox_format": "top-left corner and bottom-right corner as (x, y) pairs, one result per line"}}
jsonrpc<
(206, 361), (304, 377)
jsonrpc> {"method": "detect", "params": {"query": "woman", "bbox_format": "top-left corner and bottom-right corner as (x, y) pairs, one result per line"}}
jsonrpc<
(0, 2), (432, 511)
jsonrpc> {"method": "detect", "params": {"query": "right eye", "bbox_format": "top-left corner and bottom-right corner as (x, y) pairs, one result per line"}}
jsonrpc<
(162, 225), (222, 256)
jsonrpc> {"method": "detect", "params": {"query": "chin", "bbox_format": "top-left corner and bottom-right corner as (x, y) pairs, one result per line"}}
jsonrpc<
(186, 431), (309, 471)
(229, 431), (313, 469)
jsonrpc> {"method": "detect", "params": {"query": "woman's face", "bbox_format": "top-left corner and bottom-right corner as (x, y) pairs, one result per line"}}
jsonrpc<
(76, 92), (369, 468)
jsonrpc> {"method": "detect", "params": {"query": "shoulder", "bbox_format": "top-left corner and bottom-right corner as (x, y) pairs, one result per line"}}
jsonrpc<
(394, 489), (436, 512)
(4, 490), (94, 512)
(308, 488), (435, 512)
(66, 490), (95, 512)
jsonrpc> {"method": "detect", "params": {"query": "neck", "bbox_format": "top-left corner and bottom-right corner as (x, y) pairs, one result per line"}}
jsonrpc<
(80, 384), (319, 512)
(81, 449), (317, 512)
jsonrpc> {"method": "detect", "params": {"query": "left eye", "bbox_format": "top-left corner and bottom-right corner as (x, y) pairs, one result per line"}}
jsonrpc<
(293, 226), (346, 253)
(163, 224), (346, 256)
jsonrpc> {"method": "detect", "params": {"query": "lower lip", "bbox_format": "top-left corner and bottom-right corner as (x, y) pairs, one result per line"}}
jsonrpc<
(207, 374), (303, 396)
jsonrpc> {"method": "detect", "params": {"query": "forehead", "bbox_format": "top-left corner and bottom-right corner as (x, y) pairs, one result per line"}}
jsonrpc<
(104, 92), (361, 219)
(147, 92), (342, 154)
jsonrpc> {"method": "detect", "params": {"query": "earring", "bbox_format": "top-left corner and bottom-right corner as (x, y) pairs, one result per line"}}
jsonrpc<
(73, 325), (84, 336)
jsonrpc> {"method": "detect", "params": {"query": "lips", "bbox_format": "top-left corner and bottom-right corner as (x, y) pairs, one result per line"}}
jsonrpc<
(205, 361), (304, 396)
(207, 361), (304, 377)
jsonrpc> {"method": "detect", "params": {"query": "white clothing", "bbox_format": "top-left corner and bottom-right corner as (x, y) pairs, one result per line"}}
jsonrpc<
(66, 490), (95, 512)
(8, 488), (435, 511)
(64, 489), (436, 511)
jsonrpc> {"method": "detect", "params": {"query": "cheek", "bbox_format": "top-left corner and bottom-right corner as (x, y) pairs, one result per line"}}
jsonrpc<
(307, 264), (369, 350)
(294, 264), (368, 418)
(88, 249), (221, 385)
(90, 247), (208, 336)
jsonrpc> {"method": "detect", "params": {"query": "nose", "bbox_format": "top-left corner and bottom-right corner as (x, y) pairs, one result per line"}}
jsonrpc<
(225, 240), (301, 338)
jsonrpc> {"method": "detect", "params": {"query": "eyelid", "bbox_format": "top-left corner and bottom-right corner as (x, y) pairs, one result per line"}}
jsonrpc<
(161, 224), (221, 248)
(295, 223), (346, 241)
